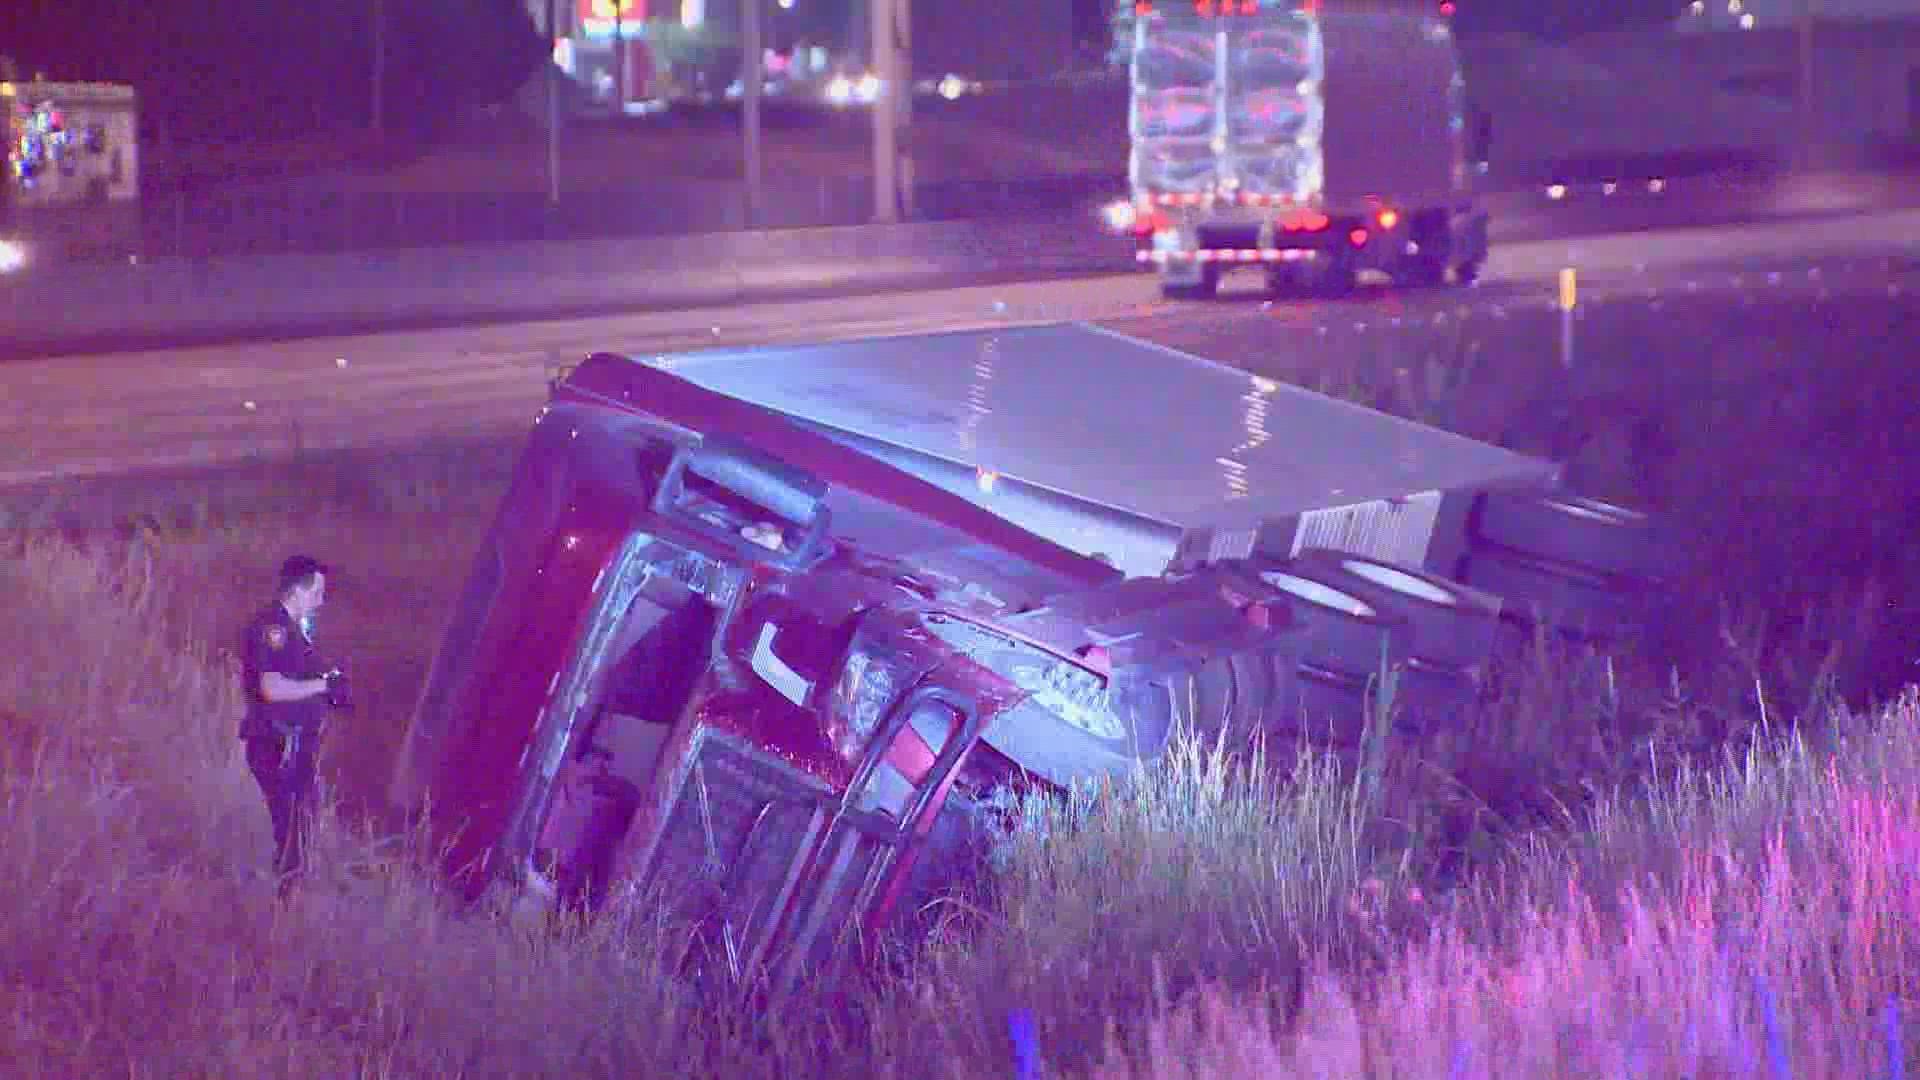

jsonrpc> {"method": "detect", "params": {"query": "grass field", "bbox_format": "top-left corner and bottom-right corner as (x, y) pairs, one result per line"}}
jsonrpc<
(3, 277), (1917, 1075)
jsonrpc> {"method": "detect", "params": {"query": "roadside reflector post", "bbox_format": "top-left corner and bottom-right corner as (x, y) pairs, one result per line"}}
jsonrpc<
(1557, 267), (1577, 371)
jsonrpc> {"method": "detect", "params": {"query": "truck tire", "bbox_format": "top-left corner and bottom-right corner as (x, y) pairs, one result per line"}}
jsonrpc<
(1249, 567), (1411, 680)
(1310, 258), (1358, 296)
(1454, 546), (1651, 641)
(1272, 665), (1373, 748)
(1471, 491), (1672, 584)
(1160, 265), (1220, 300)
(1390, 662), (1479, 735)
(1281, 549), (1503, 675)
(1395, 252), (1448, 289)
(1170, 654), (1241, 747)
(1168, 639), (1298, 753)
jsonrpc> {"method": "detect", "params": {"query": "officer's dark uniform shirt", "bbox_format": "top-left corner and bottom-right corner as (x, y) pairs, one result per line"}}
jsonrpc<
(240, 603), (328, 740)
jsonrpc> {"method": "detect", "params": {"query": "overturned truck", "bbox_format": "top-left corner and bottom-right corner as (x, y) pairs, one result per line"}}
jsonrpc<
(390, 323), (1669, 983)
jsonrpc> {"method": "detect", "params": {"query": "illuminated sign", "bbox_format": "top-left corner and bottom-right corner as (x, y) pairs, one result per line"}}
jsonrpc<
(581, 0), (644, 19)
(1132, 0), (1310, 15)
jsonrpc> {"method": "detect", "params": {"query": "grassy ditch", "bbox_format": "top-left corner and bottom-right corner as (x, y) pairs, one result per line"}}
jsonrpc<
(1, 274), (1917, 1074)
(1, 533), (1916, 1076)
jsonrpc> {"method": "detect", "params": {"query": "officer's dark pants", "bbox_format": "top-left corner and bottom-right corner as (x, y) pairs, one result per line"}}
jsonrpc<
(244, 733), (320, 879)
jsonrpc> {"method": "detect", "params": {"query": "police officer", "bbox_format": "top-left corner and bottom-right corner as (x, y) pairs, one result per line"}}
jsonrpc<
(239, 554), (347, 885)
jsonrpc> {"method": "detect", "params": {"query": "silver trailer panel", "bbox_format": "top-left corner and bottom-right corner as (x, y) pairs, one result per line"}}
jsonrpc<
(646, 322), (1558, 579)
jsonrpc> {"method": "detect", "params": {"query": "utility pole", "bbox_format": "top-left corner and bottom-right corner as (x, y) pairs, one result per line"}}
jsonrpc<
(548, 0), (563, 205)
(372, 0), (387, 133)
(744, 0), (764, 226)
(894, 0), (913, 219)
(870, 0), (898, 222)
(1796, 0), (1815, 170)
(614, 0), (626, 114)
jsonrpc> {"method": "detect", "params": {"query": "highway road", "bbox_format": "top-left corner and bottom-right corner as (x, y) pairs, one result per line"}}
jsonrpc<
(3, 208), (1916, 490)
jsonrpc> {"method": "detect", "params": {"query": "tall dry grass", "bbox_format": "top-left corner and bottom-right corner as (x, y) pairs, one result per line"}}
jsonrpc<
(1092, 695), (1920, 1079)
(3, 517), (1918, 1077)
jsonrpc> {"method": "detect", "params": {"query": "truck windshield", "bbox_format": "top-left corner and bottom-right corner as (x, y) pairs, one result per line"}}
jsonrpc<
(918, 613), (1122, 741)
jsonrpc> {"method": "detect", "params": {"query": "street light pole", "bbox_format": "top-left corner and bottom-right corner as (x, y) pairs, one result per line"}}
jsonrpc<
(870, 0), (897, 222)
(744, 0), (764, 226)
(372, 0), (386, 133)
(1797, 0), (1815, 170)
(614, 0), (626, 114)
(894, 0), (913, 219)
(548, 0), (563, 205)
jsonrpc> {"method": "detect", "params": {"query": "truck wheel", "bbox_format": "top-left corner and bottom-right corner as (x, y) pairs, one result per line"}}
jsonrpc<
(1265, 265), (1305, 296)
(1471, 491), (1673, 584)
(1249, 567), (1411, 680)
(1171, 655), (1238, 745)
(1396, 254), (1448, 289)
(1311, 260), (1358, 296)
(1270, 664), (1373, 748)
(1160, 265), (1220, 300)
(1281, 549), (1503, 675)
(1454, 546), (1652, 641)
(1389, 662), (1479, 735)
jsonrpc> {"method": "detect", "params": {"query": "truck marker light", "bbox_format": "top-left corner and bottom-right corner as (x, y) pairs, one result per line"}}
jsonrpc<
(1377, 208), (1400, 230)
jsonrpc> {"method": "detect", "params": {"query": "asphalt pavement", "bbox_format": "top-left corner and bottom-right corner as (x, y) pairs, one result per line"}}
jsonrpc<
(2, 209), (1915, 492)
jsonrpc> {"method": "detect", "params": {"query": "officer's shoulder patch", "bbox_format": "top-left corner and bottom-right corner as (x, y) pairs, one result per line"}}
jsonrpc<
(263, 624), (287, 649)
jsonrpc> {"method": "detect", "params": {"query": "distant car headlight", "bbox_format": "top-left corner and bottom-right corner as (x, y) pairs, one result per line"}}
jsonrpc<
(1100, 199), (1137, 234)
(855, 73), (880, 102)
(825, 75), (853, 106)
(0, 239), (26, 274)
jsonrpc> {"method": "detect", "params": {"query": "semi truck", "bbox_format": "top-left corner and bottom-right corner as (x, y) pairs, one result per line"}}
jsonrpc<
(1119, 1), (1488, 298)
(0, 78), (141, 269)
(393, 322), (1669, 988)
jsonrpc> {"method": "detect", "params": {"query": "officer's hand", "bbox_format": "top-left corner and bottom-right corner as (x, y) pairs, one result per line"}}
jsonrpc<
(324, 669), (354, 711)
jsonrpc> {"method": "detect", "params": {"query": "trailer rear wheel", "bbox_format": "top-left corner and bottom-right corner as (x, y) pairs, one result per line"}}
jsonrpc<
(1396, 253), (1448, 289)
(1281, 549), (1503, 675)
(1160, 265), (1220, 300)
(1472, 491), (1671, 584)
(1251, 568), (1411, 680)
(1454, 546), (1651, 641)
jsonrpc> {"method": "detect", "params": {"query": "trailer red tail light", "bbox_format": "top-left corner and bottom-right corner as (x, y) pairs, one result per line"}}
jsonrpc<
(1349, 228), (1370, 247)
